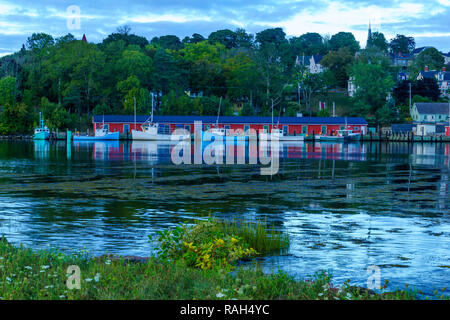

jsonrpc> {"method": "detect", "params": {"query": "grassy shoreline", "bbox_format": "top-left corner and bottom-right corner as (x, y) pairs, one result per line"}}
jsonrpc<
(0, 219), (448, 300)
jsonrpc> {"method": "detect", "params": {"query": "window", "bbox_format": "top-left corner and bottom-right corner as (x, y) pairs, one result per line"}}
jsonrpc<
(353, 126), (359, 131)
(184, 125), (191, 132)
(340, 126), (346, 130)
(123, 124), (129, 133)
(302, 125), (308, 134)
(263, 125), (269, 133)
(321, 126), (327, 135)
(244, 125), (250, 133)
(103, 124), (109, 131)
(158, 124), (170, 134)
(283, 126), (288, 135)
(224, 125), (230, 130)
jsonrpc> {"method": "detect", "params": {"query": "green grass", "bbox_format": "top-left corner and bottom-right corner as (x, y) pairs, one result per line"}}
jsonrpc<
(220, 219), (290, 255)
(0, 230), (448, 300)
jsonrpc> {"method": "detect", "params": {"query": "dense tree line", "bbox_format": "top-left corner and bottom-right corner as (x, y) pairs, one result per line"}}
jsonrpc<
(0, 26), (447, 133)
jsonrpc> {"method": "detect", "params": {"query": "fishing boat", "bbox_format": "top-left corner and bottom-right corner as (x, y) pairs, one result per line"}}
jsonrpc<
(259, 128), (304, 142)
(131, 95), (189, 141)
(320, 129), (360, 142)
(33, 112), (50, 140)
(73, 127), (119, 141)
(73, 115), (119, 141)
(202, 97), (227, 142)
(202, 127), (226, 141)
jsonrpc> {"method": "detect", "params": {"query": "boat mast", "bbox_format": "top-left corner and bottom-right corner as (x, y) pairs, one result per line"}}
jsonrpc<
(271, 99), (274, 131)
(216, 97), (222, 127)
(151, 92), (154, 124)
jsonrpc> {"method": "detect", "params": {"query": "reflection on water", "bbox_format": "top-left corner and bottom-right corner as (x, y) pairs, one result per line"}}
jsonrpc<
(0, 140), (449, 296)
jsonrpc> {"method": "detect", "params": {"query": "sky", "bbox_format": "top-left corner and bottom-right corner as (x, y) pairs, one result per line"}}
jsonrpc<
(1, 0), (450, 57)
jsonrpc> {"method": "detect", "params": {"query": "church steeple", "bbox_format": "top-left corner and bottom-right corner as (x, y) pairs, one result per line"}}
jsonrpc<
(366, 21), (372, 48)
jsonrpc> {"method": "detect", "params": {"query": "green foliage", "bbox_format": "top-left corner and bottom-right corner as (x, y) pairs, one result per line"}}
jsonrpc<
(0, 234), (439, 300)
(317, 109), (330, 117)
(321, 47), (354, 88)
(350, 61), (395, 123)
(150, 220), (259, 270)
(412, 47), (445, 73)
(367, 32), (388, 52)
(40, 97), (75, 130)
(150, 219), (289, 270)
(389, 34), (415, 54)
(0, 76), (17, 106)
(0, 103), (34, 135)
(328, 32), (360, 54)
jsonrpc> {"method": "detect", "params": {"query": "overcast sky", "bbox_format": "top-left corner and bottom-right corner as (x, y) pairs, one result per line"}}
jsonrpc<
(1, 0), (450, 57)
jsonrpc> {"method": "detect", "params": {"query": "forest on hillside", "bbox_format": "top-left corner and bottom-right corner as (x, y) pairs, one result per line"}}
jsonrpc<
(0, 26), (448, 134)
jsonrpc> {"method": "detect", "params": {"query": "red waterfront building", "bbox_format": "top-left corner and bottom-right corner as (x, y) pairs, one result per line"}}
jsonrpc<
(92, 115), (368, 136)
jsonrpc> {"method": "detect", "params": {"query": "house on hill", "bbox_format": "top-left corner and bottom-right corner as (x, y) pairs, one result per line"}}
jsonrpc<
(411, 102), (450, 123)
(296, 54), (324, 74)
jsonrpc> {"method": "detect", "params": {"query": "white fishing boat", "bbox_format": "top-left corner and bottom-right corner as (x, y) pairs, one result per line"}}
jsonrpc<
(202, 127), (226, 141)
(259, 128), (304, 141)
(131, 94), (189, 141)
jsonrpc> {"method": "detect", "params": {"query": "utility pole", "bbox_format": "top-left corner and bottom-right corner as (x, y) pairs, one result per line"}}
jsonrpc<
(409, 82), (412, 114)
(333, 102), (336, 117)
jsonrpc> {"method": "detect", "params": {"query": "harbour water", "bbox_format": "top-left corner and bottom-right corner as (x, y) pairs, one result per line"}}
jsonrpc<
(0, 140), (449, 296)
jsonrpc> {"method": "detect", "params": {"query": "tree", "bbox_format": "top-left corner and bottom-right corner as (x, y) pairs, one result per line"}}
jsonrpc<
(393, 78), (441, 105)
(182, 33), (205, 44)
(389, 34), (415, 54)
(256, 28), (287, 48)
(208, 29), (237, 49)
(153, 48), (183, 95)
(367, 32), (388, 52)
(0, 76), (17, 106)
(223, 52), (261, 105)
(290, 33), (325, 55)
(117, 46), (153, 87)
(296, 72), (326, 116)
(328, 32), (360, 54)
(414, 78), (440, 101)
(320, 47), (354, 88)
(151, 35), (183, 50)
(101, 28), (149, 48)
(350, 61), (395, 123)
(413, 47), (445, 71)
(0, 102), (34, 134)
(178, 42), (226, 96)
(26, 33), (54, 51)
(235, 29), (253, 48)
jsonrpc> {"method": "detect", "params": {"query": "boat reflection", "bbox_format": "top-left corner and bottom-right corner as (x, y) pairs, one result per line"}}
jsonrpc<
(33, 140), (50, 159)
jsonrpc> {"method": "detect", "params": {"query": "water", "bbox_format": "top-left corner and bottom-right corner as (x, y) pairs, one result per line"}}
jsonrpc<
(0, 140), (449, 297)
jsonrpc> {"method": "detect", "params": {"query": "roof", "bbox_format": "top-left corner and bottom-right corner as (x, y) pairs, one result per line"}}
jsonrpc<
(413, 46), (434, 55)
(391, 124), (416, 133)
(93, 115), (368, 125)
(297, 54), (324, 66)
(415, 103), (450, 115)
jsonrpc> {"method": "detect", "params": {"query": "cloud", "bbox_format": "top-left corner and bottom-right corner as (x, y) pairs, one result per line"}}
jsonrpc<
(0, 0), (449, 53)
